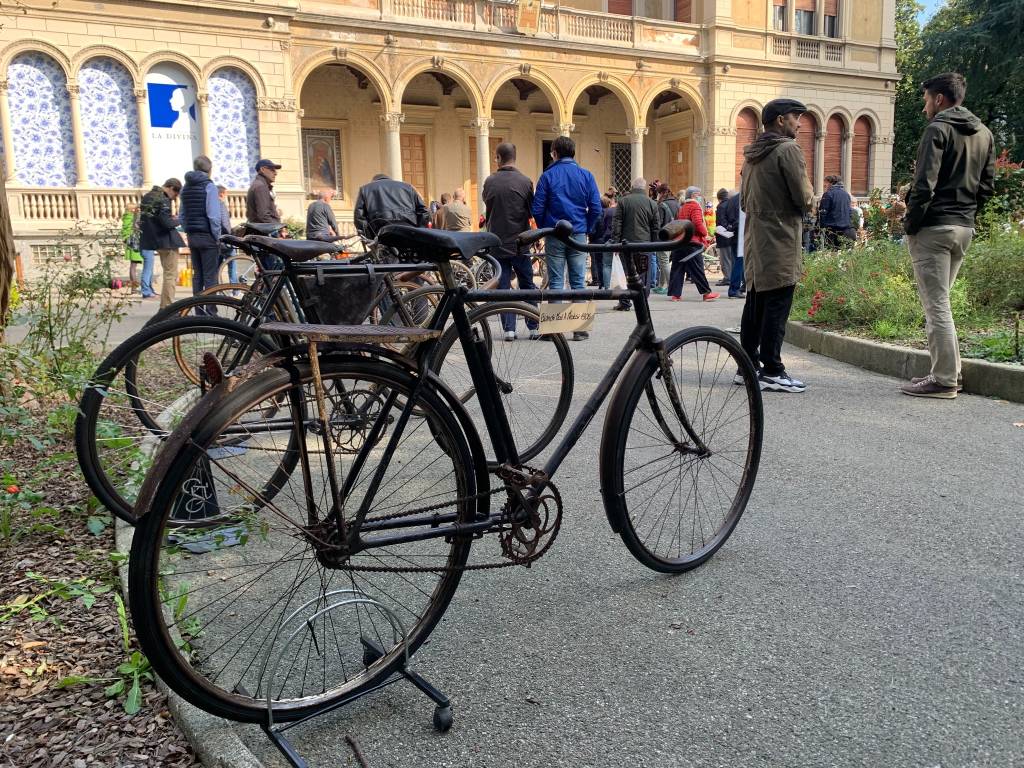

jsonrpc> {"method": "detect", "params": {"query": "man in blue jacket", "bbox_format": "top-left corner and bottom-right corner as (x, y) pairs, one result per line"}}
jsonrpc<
(179, 155), (224, 300)
(531, 136), (602, 304)
(817, 175), (855, 249)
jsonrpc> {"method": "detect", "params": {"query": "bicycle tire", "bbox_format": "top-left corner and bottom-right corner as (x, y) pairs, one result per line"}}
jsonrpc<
(75, 317), (276, 524)
(600, 326), (762, 573)
(377, 284), (445, 329)
(128, 357), (478, 723)
(429, 302), (573, 463)
(146, 293), (251, 327)
(218, 254), (259, 286)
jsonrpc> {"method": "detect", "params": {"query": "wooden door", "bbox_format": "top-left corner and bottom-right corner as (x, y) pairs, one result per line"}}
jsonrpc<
(796, 111), (818, 186)
(468, 134), (503, 224)
(851, 116), (871, 196)
(667, 137), (690, 196)
(824, 114), (843, 180)
(400, 133), (428, 201)
(735, 108), (759, 187)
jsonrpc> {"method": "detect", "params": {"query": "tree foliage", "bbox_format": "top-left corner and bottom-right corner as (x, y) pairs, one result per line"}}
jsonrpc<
(894, 0), (1024, 186)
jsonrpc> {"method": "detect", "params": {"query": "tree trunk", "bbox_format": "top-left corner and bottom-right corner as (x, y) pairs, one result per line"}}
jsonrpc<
(0, 171), (15, 343)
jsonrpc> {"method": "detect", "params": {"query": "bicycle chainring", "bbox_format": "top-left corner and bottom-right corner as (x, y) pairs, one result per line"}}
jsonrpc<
(499, 474), (562, 567)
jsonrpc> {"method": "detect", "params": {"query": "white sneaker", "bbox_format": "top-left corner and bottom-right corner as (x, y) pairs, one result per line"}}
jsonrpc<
(503, 331), (516, 342)
(733, 372), (745, 386)
(758, 371), (806, 393)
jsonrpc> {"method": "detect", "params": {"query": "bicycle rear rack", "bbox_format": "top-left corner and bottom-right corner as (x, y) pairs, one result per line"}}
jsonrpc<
(238, 589), (453, 768)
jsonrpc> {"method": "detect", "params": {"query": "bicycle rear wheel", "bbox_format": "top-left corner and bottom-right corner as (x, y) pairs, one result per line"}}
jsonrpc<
(600, 327), (762, 572)
(75, 317), (273, 524)
(429, 302), (573, 463)
(128, 358), (479, 723)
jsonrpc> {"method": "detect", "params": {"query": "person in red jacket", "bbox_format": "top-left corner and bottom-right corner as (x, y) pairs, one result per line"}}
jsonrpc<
(667, 186), (719, 301)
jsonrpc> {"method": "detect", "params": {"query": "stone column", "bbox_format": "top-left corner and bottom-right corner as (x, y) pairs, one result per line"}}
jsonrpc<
(0, 80), (18, 182)
(626, 126), (648, 183)
(381, 112), (405, 181)
(842, 129), (853, 191)
(814, 128), (825, 195)
(196, 91), (212, 159)
(472, 117), (494, 216)
(134, 88), (153, 188)
(556, 123), (575, 138)
(66, 82), (89, 186)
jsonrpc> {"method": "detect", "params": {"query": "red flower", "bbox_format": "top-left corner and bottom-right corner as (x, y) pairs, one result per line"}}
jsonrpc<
(6, 485), (19, 494)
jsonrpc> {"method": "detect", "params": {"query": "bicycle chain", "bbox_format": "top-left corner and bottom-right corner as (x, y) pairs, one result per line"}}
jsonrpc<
(339, 465), (560, 573)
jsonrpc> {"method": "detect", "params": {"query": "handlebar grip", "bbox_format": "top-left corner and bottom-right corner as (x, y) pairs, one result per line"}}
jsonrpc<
(516, 227), (553, 248)
(658, 219), (695, 242)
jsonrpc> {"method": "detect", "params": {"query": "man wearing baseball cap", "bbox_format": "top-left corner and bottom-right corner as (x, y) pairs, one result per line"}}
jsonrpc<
(739, 98), (814, 393)
(246, 158), (282, 224)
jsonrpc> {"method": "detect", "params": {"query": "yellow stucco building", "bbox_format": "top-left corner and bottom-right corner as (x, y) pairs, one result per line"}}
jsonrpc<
(0, 0), (897, 268)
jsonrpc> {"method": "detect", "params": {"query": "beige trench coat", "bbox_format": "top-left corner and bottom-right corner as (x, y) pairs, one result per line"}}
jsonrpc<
(740, 139), (814, 291)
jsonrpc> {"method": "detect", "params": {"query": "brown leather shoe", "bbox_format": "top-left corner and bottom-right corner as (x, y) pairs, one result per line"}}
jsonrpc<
(911, 374), (963, 392)
(901, 377), (957, 399)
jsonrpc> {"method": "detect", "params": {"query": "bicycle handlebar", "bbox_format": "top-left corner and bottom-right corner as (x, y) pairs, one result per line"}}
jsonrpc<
(515, 218), (695, 254)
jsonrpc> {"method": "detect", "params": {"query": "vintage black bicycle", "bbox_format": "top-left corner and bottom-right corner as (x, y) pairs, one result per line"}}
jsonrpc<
(126, 220), (763, 724)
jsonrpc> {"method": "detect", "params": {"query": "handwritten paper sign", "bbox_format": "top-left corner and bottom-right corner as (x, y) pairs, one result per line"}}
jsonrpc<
(537, 301), (596, 335)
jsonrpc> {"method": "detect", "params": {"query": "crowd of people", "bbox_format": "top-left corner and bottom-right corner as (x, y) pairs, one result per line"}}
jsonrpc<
(121, 155), (285, 308)
(119, 71), (993, 401)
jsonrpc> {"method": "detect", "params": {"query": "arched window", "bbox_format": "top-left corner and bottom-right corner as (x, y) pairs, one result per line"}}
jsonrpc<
(8, 52), (77, 186)
(824, 114), (844, 181)
(79, 57), (142, 188)
(852, 116), (872, 196)
(797, 111), (818, 186)
(735, 107), (759, 186)
(208, 67), (261, 190)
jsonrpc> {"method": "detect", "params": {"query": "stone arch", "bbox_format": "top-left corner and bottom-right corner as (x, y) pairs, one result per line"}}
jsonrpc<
(206, 67), (262, 189)
(394, 59), (483, 116)
(728, 99), (763, 128)
(851, 107), (881, 136)
(483, 66), (566, 119)
(139, 50), (203, 85)
(0, 39), (71, 79)
(638, 79), (707, 130)
(203, 57), (267, 98)
(565, 74), (639, 127)
(77, 56), (143, 187)
(803, 104), (827, 131)
(72, 46), (140, 86)
(293, 49), (393, 113)
(824, 106), (853, 133)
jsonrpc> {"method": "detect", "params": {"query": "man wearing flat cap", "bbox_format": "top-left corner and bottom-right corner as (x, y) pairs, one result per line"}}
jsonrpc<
(739, 97), (814, 393)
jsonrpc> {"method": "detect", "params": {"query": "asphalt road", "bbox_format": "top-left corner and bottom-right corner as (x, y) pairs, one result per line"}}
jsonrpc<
(218, 292), (1024, 768)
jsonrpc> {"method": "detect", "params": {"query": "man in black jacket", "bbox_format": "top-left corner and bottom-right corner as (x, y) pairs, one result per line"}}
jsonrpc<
(245, 159), (282, 225)
(180, 155), (224, 300)
(654, 184), (679, 294)
(612, 178), (661, 316)
(138, 178), (183, 308)
(353, 173), (430, 237)
(482, 142), (538, 341)
(901, 72), (995, 399)
(817, 175), (855, 249)
(714, 188), (735, 287)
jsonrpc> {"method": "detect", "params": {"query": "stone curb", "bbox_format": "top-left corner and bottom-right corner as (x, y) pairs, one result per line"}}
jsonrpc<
(786, 321), (1024, 403)
(114, 520), (266, 768)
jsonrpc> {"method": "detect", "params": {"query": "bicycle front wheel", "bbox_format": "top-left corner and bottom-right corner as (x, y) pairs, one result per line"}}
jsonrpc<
(600, 327), (762, 572)
(128, 357), (479, 723)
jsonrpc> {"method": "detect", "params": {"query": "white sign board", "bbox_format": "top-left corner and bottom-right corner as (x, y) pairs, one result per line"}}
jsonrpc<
(145, 63), (202, 185)
(537, 301), (597, 335)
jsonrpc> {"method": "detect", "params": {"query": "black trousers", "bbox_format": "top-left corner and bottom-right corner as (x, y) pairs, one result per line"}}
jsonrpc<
(822, 226), (856, 250)
(668, 249), (711, 297)
(189, 234), (221, 310)
(740, 284), (796, 376)
(497, 254), (538, 332)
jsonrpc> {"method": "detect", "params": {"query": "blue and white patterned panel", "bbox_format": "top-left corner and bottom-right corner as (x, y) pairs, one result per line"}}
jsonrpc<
(8, 52), (77, 187)
(208, 68), (260, 190)
(79, 57), (143, 188)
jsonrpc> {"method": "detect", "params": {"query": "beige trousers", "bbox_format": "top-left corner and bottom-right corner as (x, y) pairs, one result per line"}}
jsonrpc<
(907, 225), (973, 387)
(158, 249), (179, 308)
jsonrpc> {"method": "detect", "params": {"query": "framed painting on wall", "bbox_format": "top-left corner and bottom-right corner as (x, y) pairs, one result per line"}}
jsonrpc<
(301, 128), (342, 195)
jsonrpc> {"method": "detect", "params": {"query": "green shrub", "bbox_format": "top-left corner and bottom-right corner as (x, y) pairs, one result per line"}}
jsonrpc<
(792, 233), (1024, 356)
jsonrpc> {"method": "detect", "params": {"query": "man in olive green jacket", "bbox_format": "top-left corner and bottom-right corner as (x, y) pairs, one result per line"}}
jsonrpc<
(739, 98), (814, 393)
